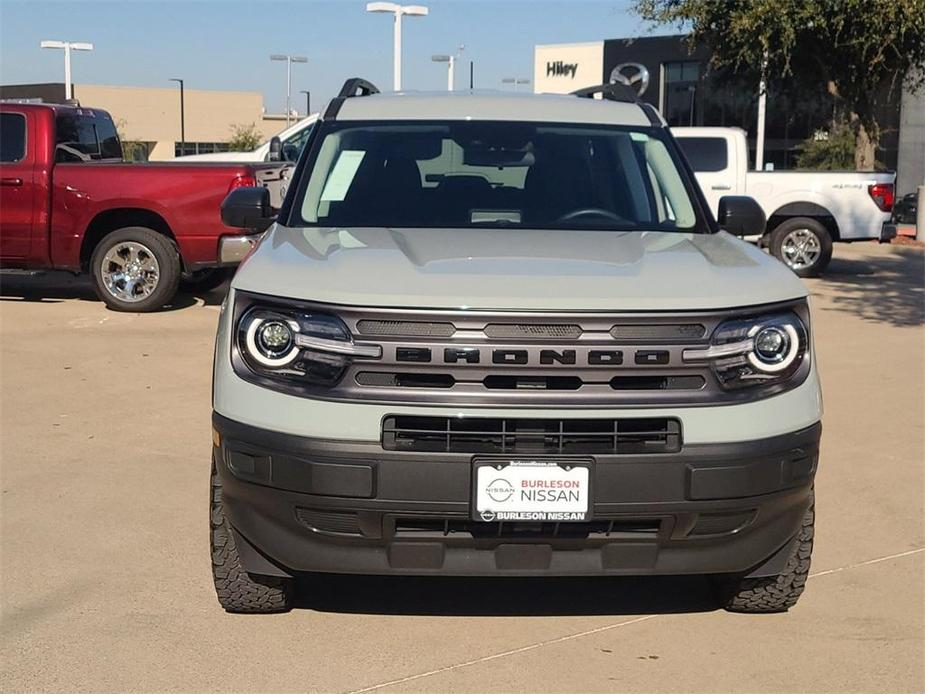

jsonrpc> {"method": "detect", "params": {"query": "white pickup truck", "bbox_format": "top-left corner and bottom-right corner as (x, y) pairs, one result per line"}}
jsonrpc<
(673, 127), (896, 276)
(177, 115), (318, 163)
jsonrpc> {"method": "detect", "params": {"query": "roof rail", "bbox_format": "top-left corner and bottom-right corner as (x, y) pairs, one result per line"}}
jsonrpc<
(337, 78), (379, 98)
(571, 83), (638, 104)
(325, 77), (380, 120)
(571, 83), (663, 126)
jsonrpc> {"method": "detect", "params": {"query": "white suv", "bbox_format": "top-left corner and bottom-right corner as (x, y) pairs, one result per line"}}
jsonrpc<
(210, 79), (822, 614)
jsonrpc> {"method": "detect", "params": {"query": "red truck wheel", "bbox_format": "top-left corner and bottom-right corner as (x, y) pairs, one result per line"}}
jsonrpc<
(90, 227), (181, 312)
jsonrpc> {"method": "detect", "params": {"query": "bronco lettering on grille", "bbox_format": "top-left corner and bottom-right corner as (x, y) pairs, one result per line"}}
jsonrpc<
(394, 347), (634, 366)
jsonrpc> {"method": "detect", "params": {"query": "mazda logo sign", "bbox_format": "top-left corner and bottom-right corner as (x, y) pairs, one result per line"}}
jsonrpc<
(610, 62), (650, 97)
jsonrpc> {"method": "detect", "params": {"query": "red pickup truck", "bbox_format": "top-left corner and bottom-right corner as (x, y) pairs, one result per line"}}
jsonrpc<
(0, 102), (286, 311)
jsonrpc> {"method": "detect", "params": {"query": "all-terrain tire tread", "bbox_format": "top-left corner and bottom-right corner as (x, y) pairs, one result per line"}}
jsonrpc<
(210, 462), (293, 613)
(723, 493), (814, 613)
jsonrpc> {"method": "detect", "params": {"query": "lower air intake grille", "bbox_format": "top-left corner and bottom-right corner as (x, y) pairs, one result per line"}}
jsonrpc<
(393, 518), (661, 539)
(382, 416), (681, 454)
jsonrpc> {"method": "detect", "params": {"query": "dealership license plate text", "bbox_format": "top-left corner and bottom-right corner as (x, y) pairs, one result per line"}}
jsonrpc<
(474, 461), (589, 521)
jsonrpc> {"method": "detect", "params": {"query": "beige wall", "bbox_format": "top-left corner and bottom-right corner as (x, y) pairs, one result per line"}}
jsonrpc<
(72, 84), (292, 160)
(533, 42), (604, 94)
(256, 116), (290, 141)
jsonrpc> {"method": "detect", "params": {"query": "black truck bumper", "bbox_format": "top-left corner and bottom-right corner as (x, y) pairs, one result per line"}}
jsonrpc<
(212, 413), (820, 579)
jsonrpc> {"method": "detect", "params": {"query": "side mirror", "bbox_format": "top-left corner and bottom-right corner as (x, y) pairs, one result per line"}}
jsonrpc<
(281, 142), (300, 162)
(718, 196), (766, 237)
(221, 187), (275, 232)
(268, 136), (282, 162)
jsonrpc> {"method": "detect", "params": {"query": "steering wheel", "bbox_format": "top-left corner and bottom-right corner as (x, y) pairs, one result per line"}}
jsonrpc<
(556, 207), (627, 224)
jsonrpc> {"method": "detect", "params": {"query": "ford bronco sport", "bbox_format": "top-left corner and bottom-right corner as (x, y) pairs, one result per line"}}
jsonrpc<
(211, 79), (822, 614)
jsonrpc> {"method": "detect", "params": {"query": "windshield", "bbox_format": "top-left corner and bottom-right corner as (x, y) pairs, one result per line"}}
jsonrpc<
(296, 121), (700, 232)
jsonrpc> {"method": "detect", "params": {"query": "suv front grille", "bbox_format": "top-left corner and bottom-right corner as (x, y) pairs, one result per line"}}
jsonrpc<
(333, 306), (741, 407)
(382, 415), (681, 454)
(239, 300), (804, 407)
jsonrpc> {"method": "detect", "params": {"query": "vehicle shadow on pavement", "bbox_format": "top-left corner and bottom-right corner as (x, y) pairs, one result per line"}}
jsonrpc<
(297, 573), (719, 616)
(815, 247), (925, 328)
(0, 271), (227, 310)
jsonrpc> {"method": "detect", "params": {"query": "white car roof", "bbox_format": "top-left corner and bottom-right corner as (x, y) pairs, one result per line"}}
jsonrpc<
(333, 90), (658, 127)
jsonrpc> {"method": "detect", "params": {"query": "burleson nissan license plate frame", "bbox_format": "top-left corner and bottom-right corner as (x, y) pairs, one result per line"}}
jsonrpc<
(471, 457), (593, 522)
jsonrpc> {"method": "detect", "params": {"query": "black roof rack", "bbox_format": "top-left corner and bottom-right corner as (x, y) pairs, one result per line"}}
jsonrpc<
(324, 78), (380, 120)
(571, 83), (662, 126)
(571, 82), (638, 103)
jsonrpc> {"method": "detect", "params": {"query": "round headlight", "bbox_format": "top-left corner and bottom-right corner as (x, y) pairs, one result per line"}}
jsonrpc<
(244, 316), (299, 367)
(747, 323), (800, 373)
(754, 326), (788, 363)
(256, 320), (293, 355)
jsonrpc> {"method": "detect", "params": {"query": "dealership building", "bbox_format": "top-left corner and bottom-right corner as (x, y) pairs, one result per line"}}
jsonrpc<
(534, 35), (925, 196)
(0, 82), (299, 160)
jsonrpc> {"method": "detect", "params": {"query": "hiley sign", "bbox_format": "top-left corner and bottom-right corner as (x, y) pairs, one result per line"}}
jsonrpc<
(546, 61), (578, 78)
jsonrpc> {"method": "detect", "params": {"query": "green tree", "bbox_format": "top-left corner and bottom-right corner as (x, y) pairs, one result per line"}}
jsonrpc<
(228, 123), (262, 152)
(115, 118), (148, 162)
(633, 0), (925, 170)
(796, 124), (857, 171)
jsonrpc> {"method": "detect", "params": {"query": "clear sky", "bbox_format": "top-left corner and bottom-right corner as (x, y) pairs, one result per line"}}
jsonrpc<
(0, 0), (675, 114)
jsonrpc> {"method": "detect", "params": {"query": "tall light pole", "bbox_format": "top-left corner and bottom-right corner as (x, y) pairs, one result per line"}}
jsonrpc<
(300, 90), (311, 116)
(431, 44), (464, 91)
(755, 51), (769, 171)
(40, 40), (93, 100)
(501, 77), (531, 92)
(270, 54), (307, 126)
(168, 78), (185, 156)
(431, 55), (452, 91)
(366, 2), (428, 91)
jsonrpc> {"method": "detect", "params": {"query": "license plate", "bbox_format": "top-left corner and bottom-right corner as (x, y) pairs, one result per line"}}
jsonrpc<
(473, 459), (591, 522)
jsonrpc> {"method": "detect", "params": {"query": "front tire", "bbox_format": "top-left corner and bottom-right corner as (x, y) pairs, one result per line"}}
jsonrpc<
(717, 492), (815, 613)
(768, 218), (833, 277)
(210, 462), (294, 613)
(90, 227), (181, 311)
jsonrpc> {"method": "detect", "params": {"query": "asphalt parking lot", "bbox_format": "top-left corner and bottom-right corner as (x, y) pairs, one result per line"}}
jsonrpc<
(1, 241), (923, 693)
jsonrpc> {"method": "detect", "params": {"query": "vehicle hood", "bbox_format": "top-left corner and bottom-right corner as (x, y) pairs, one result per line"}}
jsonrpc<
(233, 226), (807, 311)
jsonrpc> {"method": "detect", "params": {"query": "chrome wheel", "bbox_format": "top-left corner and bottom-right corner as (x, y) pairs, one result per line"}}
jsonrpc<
(780, 229), (822, 270)
(100, 241), (160, 303)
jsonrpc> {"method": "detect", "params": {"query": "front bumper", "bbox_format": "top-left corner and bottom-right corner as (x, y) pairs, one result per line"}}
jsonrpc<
(218, 233), (262, 265)
(213, 412), (820, 579)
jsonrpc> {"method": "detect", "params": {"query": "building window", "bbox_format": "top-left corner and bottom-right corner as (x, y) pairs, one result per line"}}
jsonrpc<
(174, 142), (232, 157)
(662, 61), (702, 127)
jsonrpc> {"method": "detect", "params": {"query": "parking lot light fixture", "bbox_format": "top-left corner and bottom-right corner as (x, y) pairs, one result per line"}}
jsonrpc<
(431, 54), (452, 91)
(271, 54), (308, 126)
(168, 78), (185, 157)
(40, 40), (93, 100)
(366, 2), (428, 91)
(432, 45), (464, 91)
(501, 77), (531, 92)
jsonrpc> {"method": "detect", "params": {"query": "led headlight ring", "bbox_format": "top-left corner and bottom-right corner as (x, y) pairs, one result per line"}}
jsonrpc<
(244, 316), (300, 368)
(746, 322), (800, 373)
